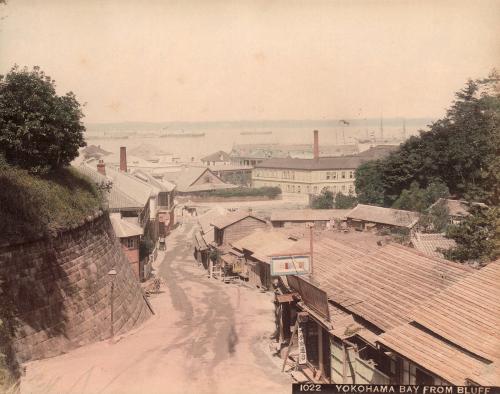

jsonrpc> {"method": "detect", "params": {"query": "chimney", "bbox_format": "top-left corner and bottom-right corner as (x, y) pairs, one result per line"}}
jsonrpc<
(120, 146), (127, 172)
(97, 159), (106, 175)
(313, 130), (319, 161)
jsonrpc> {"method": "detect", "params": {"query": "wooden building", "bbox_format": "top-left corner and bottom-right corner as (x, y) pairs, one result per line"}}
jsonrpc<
(164, 166), (237, 196)
(110, 213), (143, 280)
(211, 211), (267, 246)
(345, 204), (420, 232)
(270, 209), (351, 229)
(275, 241), (486, 385)
(230, 229), (309, 289)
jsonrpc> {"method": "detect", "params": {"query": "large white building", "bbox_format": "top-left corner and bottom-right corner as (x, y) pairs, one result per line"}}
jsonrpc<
(252, 130), (397, 195)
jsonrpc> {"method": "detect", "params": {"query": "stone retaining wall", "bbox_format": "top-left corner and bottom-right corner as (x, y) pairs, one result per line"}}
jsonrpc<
(0, 211), (152, 363)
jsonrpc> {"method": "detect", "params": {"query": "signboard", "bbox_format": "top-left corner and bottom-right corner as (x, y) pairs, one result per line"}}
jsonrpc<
(270, 254), (310, 276)
(288, 275), (330, 320)
(297, 325), (307, 365)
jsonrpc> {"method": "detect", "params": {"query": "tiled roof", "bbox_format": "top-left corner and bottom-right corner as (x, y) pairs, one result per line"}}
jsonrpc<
(211, 211), (266, 230)
(346, 204), (420, 228)
(255, 156), (363, 170)
(270, 209), (351, 222)
(201, 151), (230, 162)
(110, 214), (143, 237)
(410, 232), (456, 258)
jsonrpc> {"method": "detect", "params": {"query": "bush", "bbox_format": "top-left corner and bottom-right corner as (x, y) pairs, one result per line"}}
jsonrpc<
(200, 186), (281, 199)
(311, 188), (334, 209)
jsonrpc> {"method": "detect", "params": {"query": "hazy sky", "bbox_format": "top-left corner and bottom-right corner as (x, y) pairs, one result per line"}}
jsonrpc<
(1, 0), (499, 123)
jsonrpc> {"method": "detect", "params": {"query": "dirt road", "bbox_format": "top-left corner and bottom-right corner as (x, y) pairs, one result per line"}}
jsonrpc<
(21, 222), (291, 394)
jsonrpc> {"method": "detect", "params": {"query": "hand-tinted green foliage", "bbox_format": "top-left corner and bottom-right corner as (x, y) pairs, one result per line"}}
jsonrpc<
(0, 158), (103, 243)
(392, 181), (449, 213)
(443, 206), (499, 264)
(311, 187), (334, 209)
(199, 186), (281, 199)
(0, 66), (86, 174)
(354, 160), (385, 206)
(334, 192), (358, 209)
(355, 72), (500, 207)
(419, 198), (450, 233)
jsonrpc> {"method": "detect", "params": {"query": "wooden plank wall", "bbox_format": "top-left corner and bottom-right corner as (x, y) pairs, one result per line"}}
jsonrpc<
(223, 217), (267, 245)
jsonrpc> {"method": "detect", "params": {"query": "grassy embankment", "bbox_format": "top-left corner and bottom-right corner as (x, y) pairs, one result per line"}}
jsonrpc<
(0, 159), (103, 390)
(0, 159), (103, 244)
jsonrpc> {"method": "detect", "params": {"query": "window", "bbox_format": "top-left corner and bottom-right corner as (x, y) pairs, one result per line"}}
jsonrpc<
(297, 185), (301, 193)
(126, 238), (135, 248)
(349, 171), (354, 179)
(313, 186), (318, 193)
(342, 184), (346, 191)
(341, 171), (346, 179)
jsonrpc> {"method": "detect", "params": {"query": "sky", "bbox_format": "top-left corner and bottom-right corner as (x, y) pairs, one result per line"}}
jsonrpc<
(0, 0), (499, 123)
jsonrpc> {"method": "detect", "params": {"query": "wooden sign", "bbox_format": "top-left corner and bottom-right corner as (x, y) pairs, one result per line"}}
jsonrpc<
(270, 254), (310, 276)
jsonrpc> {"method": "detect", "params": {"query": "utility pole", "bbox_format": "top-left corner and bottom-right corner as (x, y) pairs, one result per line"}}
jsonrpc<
(108, 268), (117, 341)
(308, 223), (314, 277)
(402, 118), (407, 140)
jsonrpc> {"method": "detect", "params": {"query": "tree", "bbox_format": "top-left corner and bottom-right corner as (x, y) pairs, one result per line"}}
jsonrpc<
(354, 160), (385, 206)
(392, 181), (449, 213)
(419, 198), (450, 233)
(443, 205), (499, 264)
(0, 66), (86, 174)
(354, 72), (500, 207)
(311, 188), (334, 209)
(334, 192), (357, 209)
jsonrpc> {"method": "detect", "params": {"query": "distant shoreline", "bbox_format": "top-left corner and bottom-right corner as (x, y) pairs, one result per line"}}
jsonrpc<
(85, 117), (435, 131)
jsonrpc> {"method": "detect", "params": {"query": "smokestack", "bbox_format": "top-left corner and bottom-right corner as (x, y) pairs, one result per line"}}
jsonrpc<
(313, 130), (319, 161)
(120, 146), (127, 172)
(97, 160), (106, 176)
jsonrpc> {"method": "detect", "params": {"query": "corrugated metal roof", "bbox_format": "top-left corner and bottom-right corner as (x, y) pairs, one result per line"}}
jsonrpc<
(346, 204), (420, 228)
(270, 209), (351, 222)
(410, 232), (456, 259)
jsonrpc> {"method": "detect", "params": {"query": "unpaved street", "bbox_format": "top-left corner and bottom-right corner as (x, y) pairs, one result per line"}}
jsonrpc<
(21, 222), (291, 394)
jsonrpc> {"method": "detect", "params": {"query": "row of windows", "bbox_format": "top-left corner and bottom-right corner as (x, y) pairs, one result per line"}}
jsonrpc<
(253, 169), (355, 181)
(255, 182), (354, 194)
(325, 171), (354, 180)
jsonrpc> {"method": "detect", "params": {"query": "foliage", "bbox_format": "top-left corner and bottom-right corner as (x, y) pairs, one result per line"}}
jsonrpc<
(201, 186), (281, 199)
(0, 159), (103, 243)
(334, 192), (358, 209)
(392, 181), (449, 213)
(354, 72), (500, 207)
(419, 198), (450, 233)
(443, 205), (499, 264)
(354, 160), (385, 206)
(0, 66), (86, 174)
(311, 187), (334, 209)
